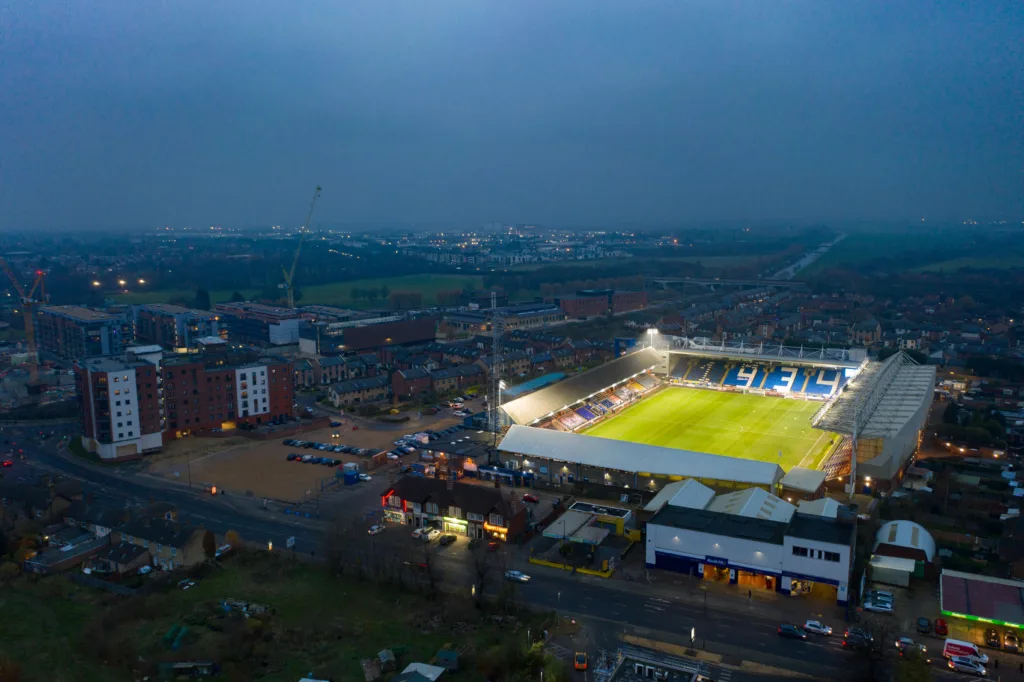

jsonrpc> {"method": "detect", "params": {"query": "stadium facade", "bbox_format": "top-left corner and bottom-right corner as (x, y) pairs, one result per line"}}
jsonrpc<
(497, 339), (935, 496)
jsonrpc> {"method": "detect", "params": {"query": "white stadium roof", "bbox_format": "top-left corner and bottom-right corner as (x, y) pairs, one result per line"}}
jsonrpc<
(706, 487), (796, 523)
(498, 425), (784, 487)
(814, 352), (936, 438)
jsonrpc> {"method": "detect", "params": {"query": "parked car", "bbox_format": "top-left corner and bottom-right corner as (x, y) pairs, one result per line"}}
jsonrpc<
(387, 453), (399, 460)
(863, 600), (894, 614)
(178, 579), (196, 590)
(330, 420), (342, 427)
(1004, 631), (1019, 652)
(935, 619), (949, 637)
(301, 455), (313, 462)
(505, 570), (531, 583)
(916, 617), (931, 634)
(283, 439), (296, 446)
(359, 473), (372, 482)
(426, 529), (441, 540)
(411, 528), (426, 539)
(984, 628), (1001, 648)
(947, 655), (987, 676)
(804, 620), (832, 636)
(439, 534), (457, 546)
(286, 453), (300, 461)
(368, 524), (385, 535)
(777, 624), (808, 640)
(522, 493), (539, 503)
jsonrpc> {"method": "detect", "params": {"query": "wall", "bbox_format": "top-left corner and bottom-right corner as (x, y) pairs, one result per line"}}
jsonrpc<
(781, 535), (851, 586)
(645, 524), (784, 576)
(236, 365), (269, 418)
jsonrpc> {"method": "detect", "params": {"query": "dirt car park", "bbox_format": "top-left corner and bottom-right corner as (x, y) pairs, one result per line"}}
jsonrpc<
(146, 416), (469, 503)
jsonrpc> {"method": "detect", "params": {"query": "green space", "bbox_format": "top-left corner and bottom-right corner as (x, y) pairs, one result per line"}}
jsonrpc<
(582, 387), (833, 471)
(0, 552), (560, 681)
(112, 274), (483, 308)
(910, 256), (1024, 273)
(507, 255), (760, 272)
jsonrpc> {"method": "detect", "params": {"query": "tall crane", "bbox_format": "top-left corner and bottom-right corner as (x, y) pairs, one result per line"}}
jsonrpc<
(281, 185), (322, 309)
(0, 259), (46, 391)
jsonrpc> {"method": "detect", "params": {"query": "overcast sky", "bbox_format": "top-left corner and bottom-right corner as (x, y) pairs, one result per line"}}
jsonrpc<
(1, 1), (1021, 231)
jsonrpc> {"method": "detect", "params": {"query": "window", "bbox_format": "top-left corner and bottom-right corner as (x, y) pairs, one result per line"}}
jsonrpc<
(122, 375), (128, 381)
(448, 507), (462, 519)
(171, 547), (177, 557)
(488, 513), (504, 526)
(791, 546), (808, 557)
(467, 512), (484, 522)
(143, 539), (149, 548)
(115, 400), (121, 406)
(117, 411), (122, 417)
(824, 551), (841, 563)
(117, 422), (123, 428)
(156, 544), (162, 552)
(118, 433), (123, 439)
(113, 377), (119, 383)
(114, 389), (121, 396)
(425, 502), (439, 515)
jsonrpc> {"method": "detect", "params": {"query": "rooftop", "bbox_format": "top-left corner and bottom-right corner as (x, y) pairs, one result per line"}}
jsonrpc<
(40, 305), (121, 322)
(941, 569), (1024, 628)
(649, 504), (789, 545)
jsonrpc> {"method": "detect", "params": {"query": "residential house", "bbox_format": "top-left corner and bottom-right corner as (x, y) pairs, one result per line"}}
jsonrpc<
(0, 481), (75, 524)
(476, 351), (531, 378)
(95, 542), (151, 574)
(113, 517), (209, 570)
(64, 500), (130, 538)
(428, 365), (484, 395)
(328, 375), (390, 407)
(382, 476), (527, 542)
(392, 368), (432, 399)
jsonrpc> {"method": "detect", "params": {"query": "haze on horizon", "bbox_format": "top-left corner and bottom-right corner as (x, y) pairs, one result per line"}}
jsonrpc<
(1, 0), (1021, 232)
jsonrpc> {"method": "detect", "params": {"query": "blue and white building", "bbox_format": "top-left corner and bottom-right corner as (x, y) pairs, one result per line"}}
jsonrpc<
(645, 483), (855, 605)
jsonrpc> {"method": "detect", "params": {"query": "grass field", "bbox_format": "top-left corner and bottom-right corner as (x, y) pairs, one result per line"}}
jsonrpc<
(113, 274), (482, 307)
(582, 387), (833, 471)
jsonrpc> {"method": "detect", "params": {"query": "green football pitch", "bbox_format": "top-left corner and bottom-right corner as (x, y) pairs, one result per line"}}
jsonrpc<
(581, 387), (834, 471)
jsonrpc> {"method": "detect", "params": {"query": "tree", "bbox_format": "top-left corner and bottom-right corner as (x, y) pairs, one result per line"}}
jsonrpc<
(895, 651), (933, 682)
(943, 400), (960, 425)
(350, 287), (363, 304)
(193, 287), (211, 310)
(470, 544), (496, 608)
(202, 530), (216, 558)
(230, 291), (246, 302)
(367, 288), (380, 304)
(851, 614), (898, 681)
(225, 529), (243, 550)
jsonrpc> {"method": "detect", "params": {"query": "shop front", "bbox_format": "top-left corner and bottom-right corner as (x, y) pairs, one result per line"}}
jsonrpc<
(383, 508), (407, 525)
(484, 521), (508, 542)
(443, 516), (469, 536)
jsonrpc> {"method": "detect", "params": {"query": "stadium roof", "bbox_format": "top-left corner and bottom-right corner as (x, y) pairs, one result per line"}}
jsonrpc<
(499, 425), (784, 486)
(814, 352), (936, 438)
(643, 479), (716, 513)
(706, 487), (795, 523)
(780, 467), (827, 493)
(499, 346), (662, 425)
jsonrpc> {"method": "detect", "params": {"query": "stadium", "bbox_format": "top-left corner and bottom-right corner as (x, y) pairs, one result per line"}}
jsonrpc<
(496, 337), (936, 498)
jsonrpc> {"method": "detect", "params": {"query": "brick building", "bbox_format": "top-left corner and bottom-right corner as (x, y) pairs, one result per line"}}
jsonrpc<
(548, 289), (647, 318)
(381, 476), (527, 542)
(214, 302), (311, 346)
(75, 345), (293, 461)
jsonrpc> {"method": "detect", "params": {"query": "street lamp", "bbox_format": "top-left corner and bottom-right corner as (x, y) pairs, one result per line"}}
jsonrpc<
(118, 279), (126, 287)
(647, 327), (659, 347)
(138, 278), (146, 284)
(92, 281), (101, 287)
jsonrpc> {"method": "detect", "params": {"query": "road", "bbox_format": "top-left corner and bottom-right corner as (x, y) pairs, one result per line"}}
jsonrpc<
(6, 426), (996, 681)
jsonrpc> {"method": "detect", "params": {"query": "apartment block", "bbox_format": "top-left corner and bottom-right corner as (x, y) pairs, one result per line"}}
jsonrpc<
(36, 306), (132, 359)
(214, 302), (312, 346)
(133, 303), (224, 349)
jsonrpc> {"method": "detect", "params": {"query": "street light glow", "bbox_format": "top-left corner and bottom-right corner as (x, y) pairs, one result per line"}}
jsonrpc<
(92, 281), (101, 287)
(118, 279), (126, 286)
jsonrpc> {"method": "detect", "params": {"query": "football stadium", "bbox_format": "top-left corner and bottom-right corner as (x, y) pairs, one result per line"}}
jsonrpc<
(497, 338), (936, 497)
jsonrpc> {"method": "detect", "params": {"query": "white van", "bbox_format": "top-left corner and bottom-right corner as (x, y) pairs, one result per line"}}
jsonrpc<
(942, 638), (989, 664)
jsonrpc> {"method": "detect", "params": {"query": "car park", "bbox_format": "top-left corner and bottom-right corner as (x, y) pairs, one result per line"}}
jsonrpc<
(804, 620), (832, 636)
(505, 570), (531, 583)
(777, 624), (808, 640)
(947, 655), (987, 676)
(301, 455), (313, 462)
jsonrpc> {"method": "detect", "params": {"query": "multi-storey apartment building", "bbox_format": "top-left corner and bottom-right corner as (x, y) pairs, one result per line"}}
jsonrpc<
(36, 306), (133, 359)
(132, 303), (224, 349)
(75, 345), (293, 460)
(213, 302), (312, 346)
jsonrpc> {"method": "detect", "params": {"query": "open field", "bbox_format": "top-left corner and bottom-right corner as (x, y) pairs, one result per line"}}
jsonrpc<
(507, 255), (762, 272)
(113, 274), (483, 307)
(0, 553), (550, 682)
(582, 387), (833, 471)
(910, 256), (1024, 273)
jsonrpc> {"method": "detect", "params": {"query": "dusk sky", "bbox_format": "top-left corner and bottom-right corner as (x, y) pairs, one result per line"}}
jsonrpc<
(2, 1), (1021, 231)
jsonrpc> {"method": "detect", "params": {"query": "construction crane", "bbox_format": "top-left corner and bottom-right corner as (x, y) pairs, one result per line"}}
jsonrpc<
(0, 259), (46, 392)
(281, 185), (322, 309)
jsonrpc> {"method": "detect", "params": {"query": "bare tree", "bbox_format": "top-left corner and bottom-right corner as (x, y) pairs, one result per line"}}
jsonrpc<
(850, 614), (900, 682)
(470, 544), (496, 608)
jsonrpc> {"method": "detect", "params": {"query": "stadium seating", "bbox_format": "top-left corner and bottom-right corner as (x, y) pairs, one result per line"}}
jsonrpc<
(803, 368), (846, 396)
(588, 402), (607, 415)
(704, 361), (728, 385)
(762, 365), (802, 392)
(575, 407), (597, 421)
(722, 364), (762, 389)
(635, 373), (658, 390)
(669, 358), (692, 380)
(683, 360), (709, 382)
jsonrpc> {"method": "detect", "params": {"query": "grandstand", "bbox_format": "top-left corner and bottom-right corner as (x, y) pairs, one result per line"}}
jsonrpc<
(498, 340), (933, 495)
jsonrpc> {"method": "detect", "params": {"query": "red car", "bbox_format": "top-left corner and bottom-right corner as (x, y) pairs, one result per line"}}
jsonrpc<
(522, 493), (539, 503)
(934, 618), (948, 637)
(1, 459), (13, 467)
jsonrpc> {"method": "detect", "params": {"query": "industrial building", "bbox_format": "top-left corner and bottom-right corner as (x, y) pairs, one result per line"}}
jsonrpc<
(644, 480), (855, 604)
(298, 315), (437, 356)
(35, 305), (133, 360)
